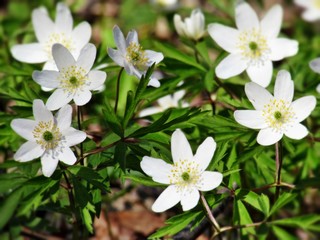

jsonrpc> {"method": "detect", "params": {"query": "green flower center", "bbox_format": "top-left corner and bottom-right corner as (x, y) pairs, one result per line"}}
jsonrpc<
(43, 131), (54, 141)
(181, 172), (190, 181)
(274, 111), (282, 120)
(249, 41), (258, 51)
(69, 76), (78, 85)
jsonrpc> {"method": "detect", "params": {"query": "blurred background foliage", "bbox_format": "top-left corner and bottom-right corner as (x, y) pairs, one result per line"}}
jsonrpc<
(1, 0), (320, 239)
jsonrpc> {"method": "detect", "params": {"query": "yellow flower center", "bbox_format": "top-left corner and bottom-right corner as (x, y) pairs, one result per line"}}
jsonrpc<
(126, 42), (148, 71)
(237, 29), (270, 66)
(44, 32), (75, 60)
(168, 159), (202, 193)
(33, 120), (62, 150)
(59, 66), (88, 95)
(262, 99), (296, 132)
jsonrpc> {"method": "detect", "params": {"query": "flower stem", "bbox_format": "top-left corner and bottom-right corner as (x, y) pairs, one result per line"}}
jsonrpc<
(200, 192), (220, 233)
(215, 76), (239, 100)
(77, 106), (84, 165)
(274, 140), (283, 202)
(114, 67), (124, 113)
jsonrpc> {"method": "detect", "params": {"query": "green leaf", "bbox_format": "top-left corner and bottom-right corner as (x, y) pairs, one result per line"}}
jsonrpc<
(0, 187), (23, 229)
(154, 41), (206, 72)
(236, 190), (269, 217)
(0, 173), (27, 194)
(204, 67), (215, 92)
(149, 211), (202, 238)
(195, 40), (211, 65)
(81, 203), (96, 234)
(102, 97), (124, 137)
(72, 176), (90, 209)
(272, 226), (298, 240)
(271, 214), (320, 231)
(268, 192), (297, 217)
(233, 199), (255, 235)
(115, 142), (127, 171)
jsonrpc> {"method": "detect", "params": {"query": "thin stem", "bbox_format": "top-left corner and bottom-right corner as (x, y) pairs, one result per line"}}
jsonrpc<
(274, 140), (283, 202)
(213, 221), (264, 238)
(200, 192), (220, 233)
(77, 106), (84, 165)
(114, 67), (124, 113)
(60, 166), (79, 240)
(215, 77), (239, 100)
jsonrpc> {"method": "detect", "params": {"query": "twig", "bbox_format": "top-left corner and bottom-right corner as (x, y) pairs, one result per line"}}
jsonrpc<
(200, 192), (220, 233)
(77, 106), (84, 165)
(274, 140), (283, 202)
(114, 67), (124, 113)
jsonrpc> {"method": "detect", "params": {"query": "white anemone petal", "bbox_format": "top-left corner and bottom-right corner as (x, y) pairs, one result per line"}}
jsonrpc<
(284, 123), (308, 140)
(152, 185), (181, 212)
(198, 171), (223, 191)
(274, 70), (294, 102)
(11, 44), (47, 63)
(246, 60), (273, 87)
(171, 129), (193, 164)
(215, 54), (248, 79)
(14, 141), (44, 162)
(141, 156), (172, 184)
(193, 137), (216, 171)
(257, 128), (283, 146)
(234, 110), (267, 129)
(181, 187), (200, 211)
(245, 82), (273, 110)
(41, 152), (59, 177)
(291, 96), (316, 123)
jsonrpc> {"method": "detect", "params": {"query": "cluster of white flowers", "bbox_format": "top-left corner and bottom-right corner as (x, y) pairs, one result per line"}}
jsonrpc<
(9, 0), (320, 214)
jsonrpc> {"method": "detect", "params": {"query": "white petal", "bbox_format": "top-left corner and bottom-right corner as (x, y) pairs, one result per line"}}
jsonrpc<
(173, 14), (185, 36)
(32, 6), (54, 42)
(284, 123), (308, 140)
(32, 70), (60, 88)
(41, 152), (59, 177)
(113, 25), (127, 53)
(139, 106), (162, 117)
(198, 171), (223, 191)
(257, 128), (283, 146)
(76, 43), (96, 73)
(193, 137), (216, 171)
(152, 185), (181, 212)
(46, 89), (73, 111)
(274, 70), (294, 102)
(317, 84), (320, 93)
(52, 43), (76, 71)
(148, 77), (161, 88)
(291, 96), (316, 122)
(55, 3), (73, 34)
(302, 9), (320, 22)
(181, 187), (200, 211)
(269, 38), (299, 61)
(235, 2), (259, 31)
(294, 0), (311, 8)
(261, 5), (283, 39)
(145, 50), (164, 65)
(72, 22), (92, 52)
(58, 147), (76, 165)
(309, 58), (320, 74)
(207, 23), (239, 53)
(11, 119), (37, 141)
(14, 141), (44, 162)
(234, 110), (267, 129)
(33, 99), (53, 122)
(87, 70), (107, 90)
(245, 82), (273, 110)
(215, 54), (248, 79)
(171, 129), (193, 164)
(126, 30), (138, 45)
(63, 128), (87, 146)
(108, 48), (124, 67)
(55, 104), (72, 131)
(140, 156), (172, 184)
(73, 89), (92, 106)
(43, 60), (58, 71)
(11, 44), (47, 63)
(246, 60), (273, 87)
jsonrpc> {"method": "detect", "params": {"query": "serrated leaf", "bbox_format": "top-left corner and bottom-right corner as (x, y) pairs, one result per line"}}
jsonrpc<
(149, 211), (202, 238)
(102, 98), (124, 137)
(272, 226), (298, 240)
(271, 214), (320, 231)
(268, 192), (297, 217)
(115, 142), (127, 171)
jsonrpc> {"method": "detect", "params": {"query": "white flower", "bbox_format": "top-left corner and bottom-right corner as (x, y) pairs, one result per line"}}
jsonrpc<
(139, 90), (189, 117)
(150, 0), (179, 11)
(108, 25), (164, 88)
(32, 43), (107, 110)
(140, 129), (223, 212)
(174, 9), (205, 41)
(295, 0), (320, 22)
(11, 99), (86, 177)
(309, 58), (320, 93)
(208, 2), (298, 87)
(234, 70), (316, 146)
(11, 3), (91, 70)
